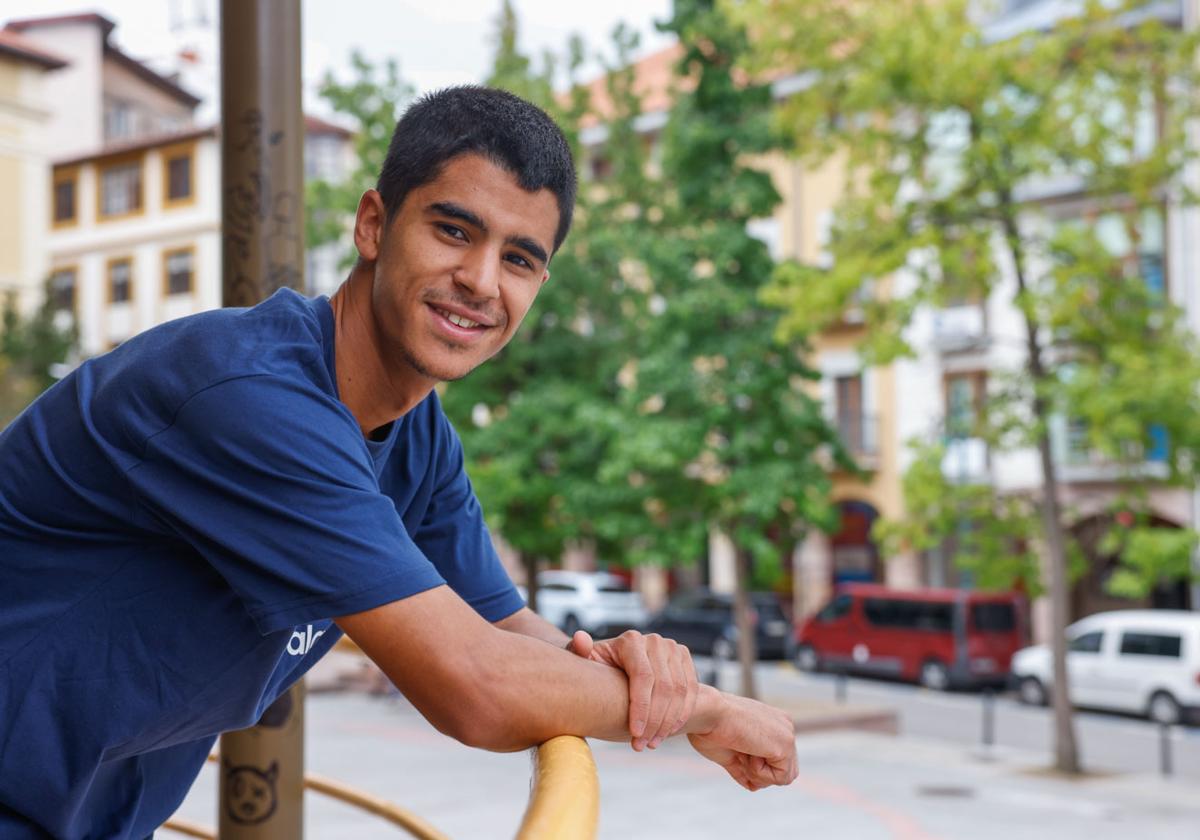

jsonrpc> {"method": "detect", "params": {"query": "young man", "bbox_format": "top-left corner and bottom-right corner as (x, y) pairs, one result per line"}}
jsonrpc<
(0, 87), (797, 838)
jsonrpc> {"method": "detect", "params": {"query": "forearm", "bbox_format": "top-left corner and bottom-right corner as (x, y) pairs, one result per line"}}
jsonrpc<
(493, 605), (570, 647)
(470, 625), (726, 750)
(337, 587), (722, 752)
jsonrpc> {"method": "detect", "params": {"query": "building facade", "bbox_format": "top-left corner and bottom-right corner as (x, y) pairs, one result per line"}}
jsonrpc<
(4, 12), (355, 357)
(0, 29), (66, 316)
(576, 0), (1199, 635)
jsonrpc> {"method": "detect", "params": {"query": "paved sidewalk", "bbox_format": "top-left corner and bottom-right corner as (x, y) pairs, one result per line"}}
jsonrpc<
(171, 679), (1200, 839)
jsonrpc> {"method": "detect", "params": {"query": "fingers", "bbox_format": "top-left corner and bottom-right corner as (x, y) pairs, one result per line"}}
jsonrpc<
(621, 634), (656, 748)
(646, 640), (687, 750)
(670, 644), (698, 739)
(566, 629), (594, 658)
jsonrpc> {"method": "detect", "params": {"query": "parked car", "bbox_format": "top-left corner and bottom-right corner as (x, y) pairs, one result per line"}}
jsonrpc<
(794, 584), (1026, 690)
(532, 570), (649, 638)
(642, 589), (792, 660)
(1011, 610), (1200, 726)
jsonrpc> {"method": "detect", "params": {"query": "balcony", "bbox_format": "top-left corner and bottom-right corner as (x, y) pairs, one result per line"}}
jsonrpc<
(930, 305), (987, 354)
(941, 436), (990, 483)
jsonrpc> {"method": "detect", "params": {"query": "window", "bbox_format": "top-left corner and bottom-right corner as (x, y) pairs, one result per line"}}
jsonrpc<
(108, 258), (132, 304)
(52, 168), (78, 225)
(863, 598), (954, 632)
(836, 374), (865, 453)
(540, 583), (578, 593)
(1068, 631), (1104, 654)
(945, 372), (986, 439)
(99, 159), (143, 218)
(1119, 632), (1182, 658)
(163, 147), (194, 206)
(598, 582), (631, 594)
(104, 99), (134, 141)
(48, 267), (76, 312)
(971, 603), (1015, 633)
(817, 594), (852, 623)
(164, 248), (194, 296)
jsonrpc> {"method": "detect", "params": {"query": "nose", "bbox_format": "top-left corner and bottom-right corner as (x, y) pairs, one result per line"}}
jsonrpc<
(454, 246), (501, 301)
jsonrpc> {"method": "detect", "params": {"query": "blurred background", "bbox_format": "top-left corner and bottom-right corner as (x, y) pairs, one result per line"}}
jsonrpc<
(3, 0), (1200, 837)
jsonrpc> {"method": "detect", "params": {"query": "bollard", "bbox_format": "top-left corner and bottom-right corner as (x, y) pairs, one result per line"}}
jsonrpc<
(1159, 722), (1173, 777)
(835, 669), (848, 704)
(981, 688), (995, 749)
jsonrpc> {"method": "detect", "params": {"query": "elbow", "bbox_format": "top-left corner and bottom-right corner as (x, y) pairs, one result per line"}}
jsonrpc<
(439, 662), (540, 752)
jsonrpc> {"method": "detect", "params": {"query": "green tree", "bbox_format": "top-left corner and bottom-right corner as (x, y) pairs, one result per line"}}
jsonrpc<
(0, 288), (75, 427)
(608, 0), (840, 698)
(737, 0), (1200, 771)
(306, 51), (414, 256)
(440, 11), (659, 611)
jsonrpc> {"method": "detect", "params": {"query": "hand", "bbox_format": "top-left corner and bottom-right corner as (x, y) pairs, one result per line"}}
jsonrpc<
(567, 629), (699, 751)
(687, 691), (798, 792)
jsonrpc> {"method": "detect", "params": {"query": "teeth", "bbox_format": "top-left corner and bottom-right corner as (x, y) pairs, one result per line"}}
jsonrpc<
(440, 309), (481, 328)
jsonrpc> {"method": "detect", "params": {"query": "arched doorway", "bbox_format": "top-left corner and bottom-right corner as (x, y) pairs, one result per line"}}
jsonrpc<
(1069, 513), (1193, 620)
(831, 500), (881, 585)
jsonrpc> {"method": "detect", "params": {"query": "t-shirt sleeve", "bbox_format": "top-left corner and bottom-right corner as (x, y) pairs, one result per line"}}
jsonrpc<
(125, 374), (446, 634)
(413, 408), (525, 623)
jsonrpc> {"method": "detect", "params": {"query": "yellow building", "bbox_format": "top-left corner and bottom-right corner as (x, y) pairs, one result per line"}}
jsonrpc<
(0, 29), (66, 315)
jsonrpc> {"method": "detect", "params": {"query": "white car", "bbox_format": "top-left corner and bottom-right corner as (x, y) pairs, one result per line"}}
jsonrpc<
(530, 570), (649, 638)
(1011, 610), (1200, 725)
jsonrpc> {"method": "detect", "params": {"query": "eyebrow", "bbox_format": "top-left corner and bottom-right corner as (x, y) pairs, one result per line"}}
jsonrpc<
(428, 201), (549, 268)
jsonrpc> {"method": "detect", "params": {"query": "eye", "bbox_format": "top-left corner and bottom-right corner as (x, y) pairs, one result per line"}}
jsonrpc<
(437, 223), (466, 241)
(505, 253), (534, 270)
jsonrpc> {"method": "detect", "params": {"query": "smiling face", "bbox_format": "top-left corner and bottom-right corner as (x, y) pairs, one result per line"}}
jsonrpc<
(361, 153), (559, 385)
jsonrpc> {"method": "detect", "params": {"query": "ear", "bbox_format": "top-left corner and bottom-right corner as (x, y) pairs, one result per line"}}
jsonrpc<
(264, 761), (279, 783)
(541, 269), (550, 285)
(353, 189), (388, 263)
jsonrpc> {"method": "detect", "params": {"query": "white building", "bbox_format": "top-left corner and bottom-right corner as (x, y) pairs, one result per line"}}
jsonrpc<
(6, 12), (355, 356)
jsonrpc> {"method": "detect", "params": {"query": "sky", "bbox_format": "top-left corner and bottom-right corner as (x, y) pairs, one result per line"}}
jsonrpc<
(10, 0), (676, 120)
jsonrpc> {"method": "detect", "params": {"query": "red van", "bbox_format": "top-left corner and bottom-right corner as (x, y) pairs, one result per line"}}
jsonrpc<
(793, 584), (1027, 690)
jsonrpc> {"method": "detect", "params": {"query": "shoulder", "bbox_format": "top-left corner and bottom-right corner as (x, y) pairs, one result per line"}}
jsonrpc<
(88, 290), (339, 454)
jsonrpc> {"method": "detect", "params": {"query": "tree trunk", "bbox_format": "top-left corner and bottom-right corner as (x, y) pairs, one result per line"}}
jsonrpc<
(523, 554), (541, 614)
(732, 547), (759, 700)
(1003, 206), (1081, 774)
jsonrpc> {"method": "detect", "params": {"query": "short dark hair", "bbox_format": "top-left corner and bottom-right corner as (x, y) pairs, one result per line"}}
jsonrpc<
(376, 86), (577, 253)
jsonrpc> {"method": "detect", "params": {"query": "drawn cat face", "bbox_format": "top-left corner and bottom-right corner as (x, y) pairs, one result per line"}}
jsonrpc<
(223, 760), (278, 825)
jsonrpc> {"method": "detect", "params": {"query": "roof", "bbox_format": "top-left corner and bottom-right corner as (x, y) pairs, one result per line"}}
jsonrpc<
(53, 125), (217, 167)
(304, 114), (354, 139)
(1072, 610), (1200, 629)
(4, 11), (116, 37)
(4, 12), (201, 108)
(575, 43), (686, 129)
(0, 27), (68, 69)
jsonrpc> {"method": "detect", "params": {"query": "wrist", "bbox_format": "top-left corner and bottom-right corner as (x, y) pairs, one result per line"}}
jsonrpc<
(686, 684), (728, 736)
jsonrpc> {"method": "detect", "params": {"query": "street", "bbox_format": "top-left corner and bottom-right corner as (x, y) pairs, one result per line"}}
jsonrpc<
(170, 653), (1200, 838)
(738, 658), (1200, 780)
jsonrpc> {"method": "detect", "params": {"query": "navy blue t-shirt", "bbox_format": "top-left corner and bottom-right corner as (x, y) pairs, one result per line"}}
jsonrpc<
(0, 290), (524, 838)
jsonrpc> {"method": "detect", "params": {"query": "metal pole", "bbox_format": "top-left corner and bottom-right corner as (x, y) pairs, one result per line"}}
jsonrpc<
(218, 1), (306, 838)
(981, 688), (995, 750)
(1159, 722), (1174, 778)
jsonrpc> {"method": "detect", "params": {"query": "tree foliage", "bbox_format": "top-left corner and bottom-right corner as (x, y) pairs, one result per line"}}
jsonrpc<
(0, 289), (75, 428)
(735, 0), (1200, 769)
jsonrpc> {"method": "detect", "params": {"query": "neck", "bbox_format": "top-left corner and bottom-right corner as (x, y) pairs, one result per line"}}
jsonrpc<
(329, 263), (434, 437)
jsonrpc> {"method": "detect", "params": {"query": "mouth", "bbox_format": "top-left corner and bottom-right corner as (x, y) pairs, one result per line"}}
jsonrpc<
(427, 303), (496, 343)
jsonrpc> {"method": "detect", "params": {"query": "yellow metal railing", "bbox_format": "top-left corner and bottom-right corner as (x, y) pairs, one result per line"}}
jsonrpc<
(161, 642), (601, 839)
(516, 736), (600, 840)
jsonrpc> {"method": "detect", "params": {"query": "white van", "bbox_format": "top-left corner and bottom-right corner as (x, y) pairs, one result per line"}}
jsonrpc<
(532, 570), (649, 638)
(1011, 610), (1200, 725)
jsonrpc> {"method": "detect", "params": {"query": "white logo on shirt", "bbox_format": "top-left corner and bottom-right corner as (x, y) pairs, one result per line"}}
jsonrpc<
(286, 624), (326, 656)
